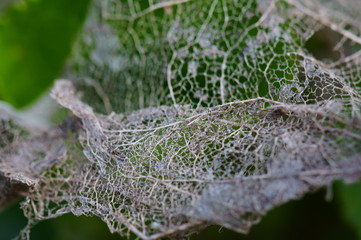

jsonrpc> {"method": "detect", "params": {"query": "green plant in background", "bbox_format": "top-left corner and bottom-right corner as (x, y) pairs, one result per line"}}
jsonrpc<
(0, 0), (90, 108)
(337, 181), (361, 239)
(1, 0), (361, 240)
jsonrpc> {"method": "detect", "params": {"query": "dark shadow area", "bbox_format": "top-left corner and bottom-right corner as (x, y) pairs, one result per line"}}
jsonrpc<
(30, 213), (127, 240)
(0, 202), (127, 240)
(305, 27), (342, 61)
(0, 200), (27, 240)
(305, 27), (360, 62)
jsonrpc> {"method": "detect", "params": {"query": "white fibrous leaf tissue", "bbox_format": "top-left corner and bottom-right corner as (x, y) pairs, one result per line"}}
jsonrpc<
(1, 0), (361, 239)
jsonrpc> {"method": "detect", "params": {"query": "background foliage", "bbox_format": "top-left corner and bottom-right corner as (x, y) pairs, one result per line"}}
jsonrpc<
(0, 0), (90, 108)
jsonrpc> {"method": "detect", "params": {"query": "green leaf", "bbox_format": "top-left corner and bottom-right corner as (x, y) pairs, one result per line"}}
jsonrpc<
(336, 180), (361, 239)
(0, 0), (91, 108)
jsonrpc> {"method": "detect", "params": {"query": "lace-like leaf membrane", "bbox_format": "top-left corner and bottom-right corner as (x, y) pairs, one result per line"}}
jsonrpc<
(1, 0), (361, 239)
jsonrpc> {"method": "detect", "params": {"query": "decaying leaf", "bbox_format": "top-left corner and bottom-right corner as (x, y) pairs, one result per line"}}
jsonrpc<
(2, 0), (361, 239)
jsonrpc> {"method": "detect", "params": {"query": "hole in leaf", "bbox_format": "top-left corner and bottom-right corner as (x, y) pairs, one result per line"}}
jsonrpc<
(305, 27), (341, 61)
(305, 27), (360, 61)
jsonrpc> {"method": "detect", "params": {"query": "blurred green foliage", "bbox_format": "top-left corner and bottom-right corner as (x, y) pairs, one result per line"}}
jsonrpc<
(0, 0), (90, 108)
(193, 189), (357, 240)
(337, 181), (361, 239)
